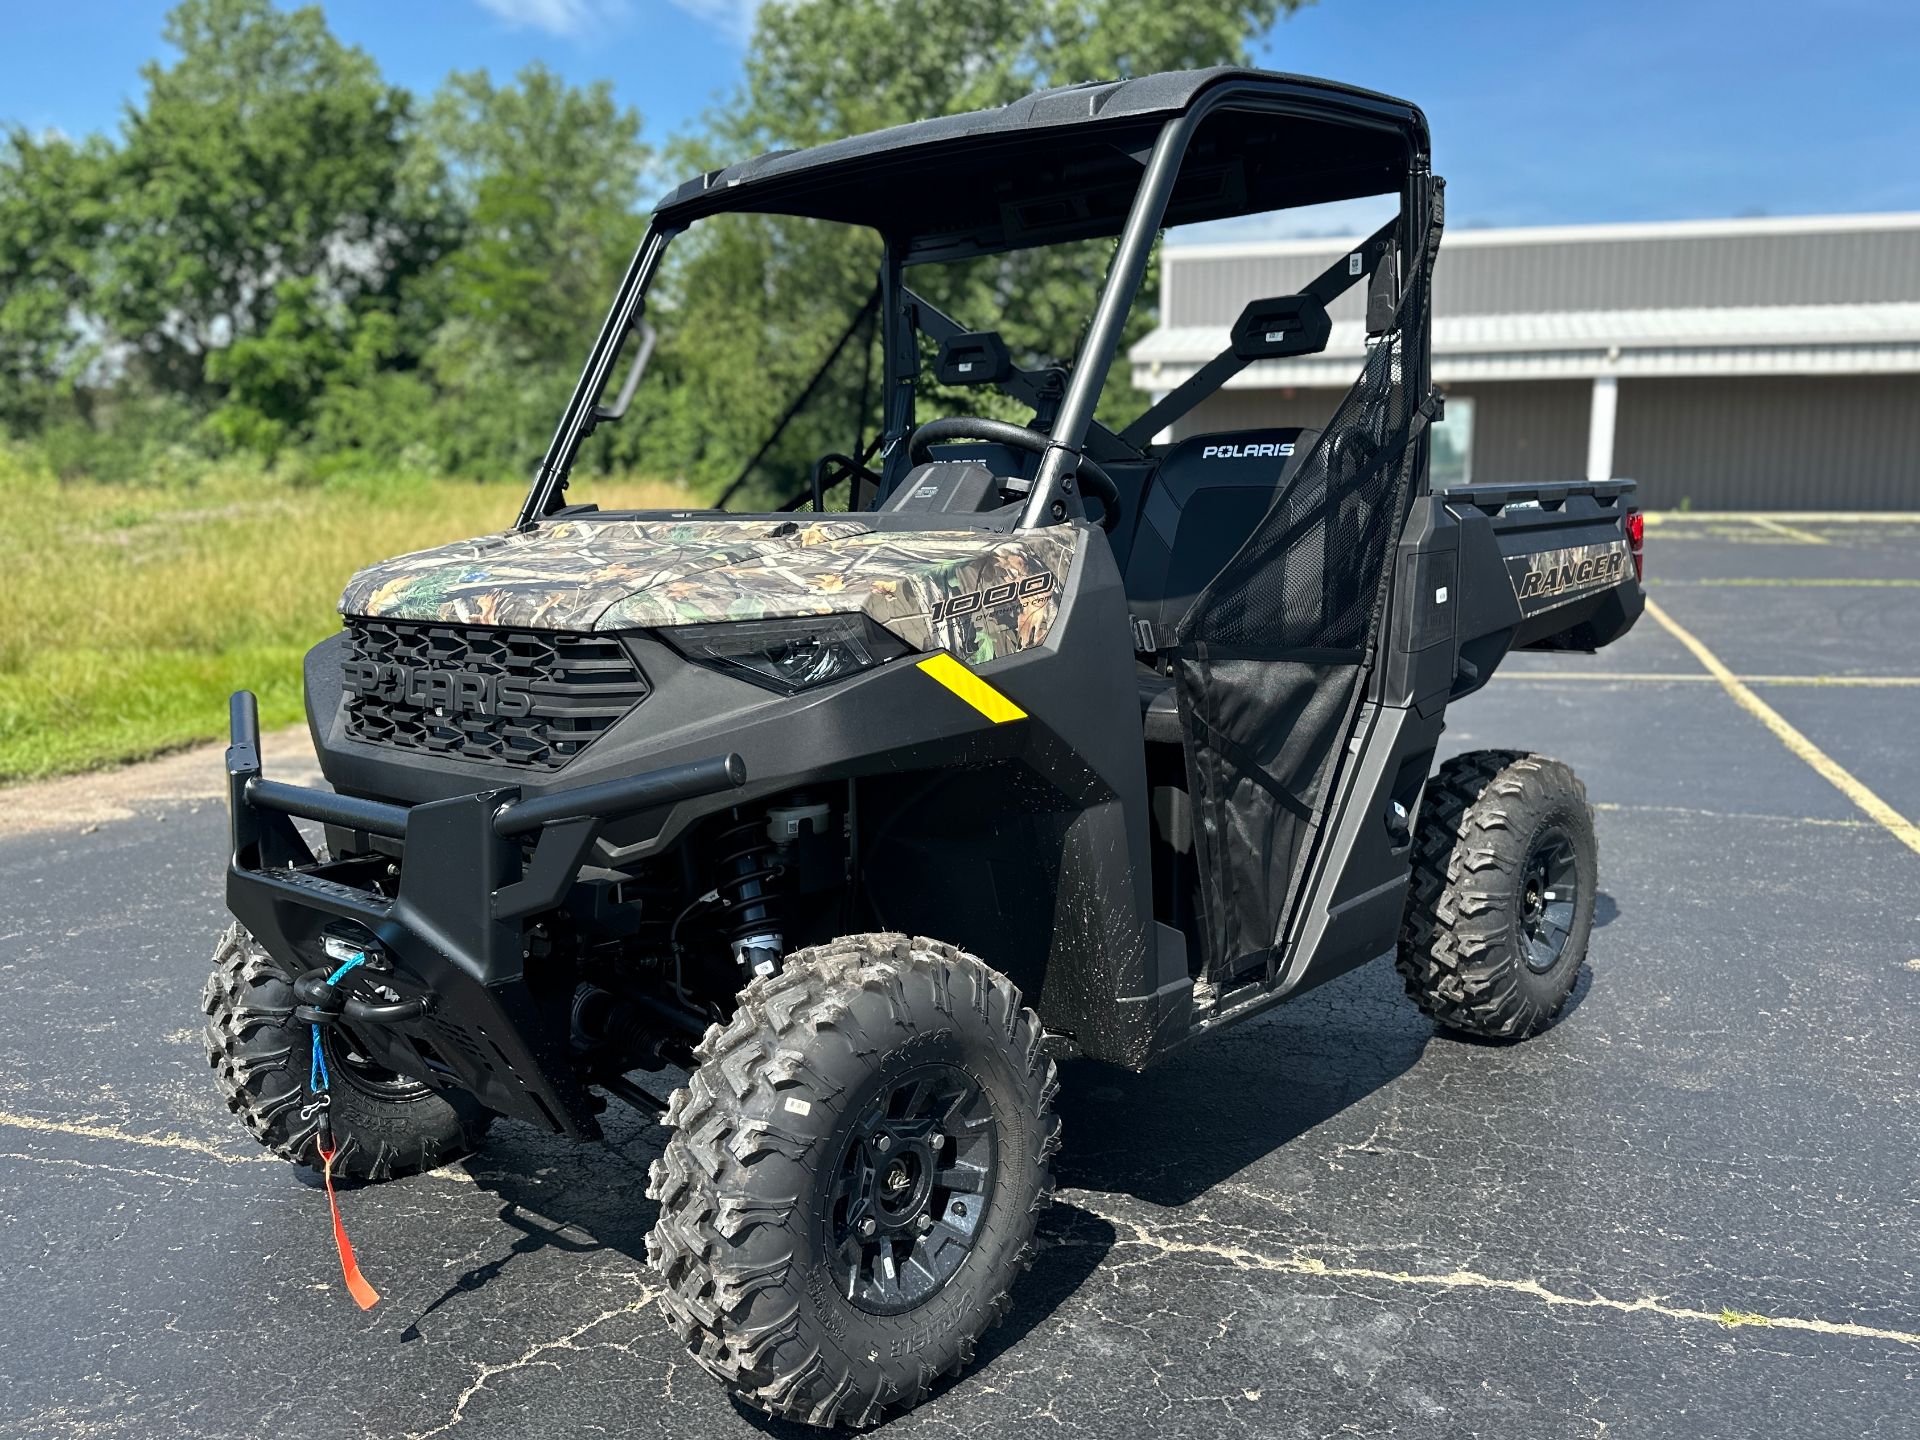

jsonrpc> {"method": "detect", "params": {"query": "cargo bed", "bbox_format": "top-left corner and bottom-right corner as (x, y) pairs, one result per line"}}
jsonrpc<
(1434, 478), (1644, 699)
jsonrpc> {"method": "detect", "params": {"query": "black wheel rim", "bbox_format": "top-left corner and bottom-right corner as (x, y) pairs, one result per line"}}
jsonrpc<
(1519, 827), (1579, 974)
(827, 1064), (996, 1316)
(321, 1022), (426, 1100)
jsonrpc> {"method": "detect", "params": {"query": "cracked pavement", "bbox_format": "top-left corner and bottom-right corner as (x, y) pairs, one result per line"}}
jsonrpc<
(1, 516), (1916, 1438)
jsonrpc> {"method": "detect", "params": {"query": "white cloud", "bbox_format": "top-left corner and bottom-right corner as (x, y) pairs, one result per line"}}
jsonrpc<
(663, 0), (761, 44)
(473, 0), (757, 43)
(472, 0), (618, 39)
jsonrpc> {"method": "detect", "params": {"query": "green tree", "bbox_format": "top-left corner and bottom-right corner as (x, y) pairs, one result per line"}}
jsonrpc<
(419, 65), (650, 366)
(99, 0), (438, 407)
(0, 128), (112, 432)
(645, 0), (1309, 496)
(398, 64), (653, 479)
(201, 276), (406, 459)
(722, 0), (1306, 152)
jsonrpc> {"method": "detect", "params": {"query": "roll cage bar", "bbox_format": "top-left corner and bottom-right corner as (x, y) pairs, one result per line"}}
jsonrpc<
(519, 70), (1432, 532)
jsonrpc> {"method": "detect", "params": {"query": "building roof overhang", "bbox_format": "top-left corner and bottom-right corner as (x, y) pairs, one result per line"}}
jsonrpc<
(1131, 302), (1920, 388)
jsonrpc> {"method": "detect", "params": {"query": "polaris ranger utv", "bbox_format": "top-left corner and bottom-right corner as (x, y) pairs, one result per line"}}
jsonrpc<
(205, 67), (1643, 1426)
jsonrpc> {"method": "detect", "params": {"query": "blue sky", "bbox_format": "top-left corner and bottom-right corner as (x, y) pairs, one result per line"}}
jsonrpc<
(6, 0), (1919, 233)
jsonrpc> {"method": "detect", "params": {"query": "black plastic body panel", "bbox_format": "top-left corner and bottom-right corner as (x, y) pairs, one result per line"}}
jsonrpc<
(289, 523), (1176, 1072)
(1441, 481), (1645, 697)
(250, 467), (1644, 1111)
(1161, 476), (1643, 1047)
(226, 695), (747, 1138)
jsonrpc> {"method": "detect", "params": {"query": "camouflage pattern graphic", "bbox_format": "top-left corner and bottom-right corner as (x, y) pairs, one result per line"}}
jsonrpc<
(339, 518), (871, 630)
(340, 516), (1080, 662)
(1504, 539), (1630, 616)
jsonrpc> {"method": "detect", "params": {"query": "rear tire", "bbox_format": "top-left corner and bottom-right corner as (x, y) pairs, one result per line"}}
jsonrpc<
(201, 923), (491, 1179)
(647, 933), (1059, 1428)
(1396, 750), (1597, 1039)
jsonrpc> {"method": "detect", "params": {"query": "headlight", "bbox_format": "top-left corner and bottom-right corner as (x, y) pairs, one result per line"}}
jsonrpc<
(657, 613), (914, 694)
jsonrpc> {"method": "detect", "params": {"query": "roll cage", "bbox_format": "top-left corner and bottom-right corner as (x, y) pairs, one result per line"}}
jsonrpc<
(520, 66), (1434, 533)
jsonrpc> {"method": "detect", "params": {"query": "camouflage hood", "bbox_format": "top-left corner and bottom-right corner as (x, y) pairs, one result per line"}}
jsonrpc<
(339, 517), (1080, 663)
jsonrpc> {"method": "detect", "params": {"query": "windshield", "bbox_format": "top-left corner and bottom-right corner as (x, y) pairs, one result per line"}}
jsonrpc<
(557, 211), (1159, 516)
(527, 96), (1422, 531)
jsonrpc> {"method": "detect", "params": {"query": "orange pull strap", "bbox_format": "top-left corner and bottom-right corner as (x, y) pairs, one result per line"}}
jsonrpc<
(320, 1147), (381, 1310)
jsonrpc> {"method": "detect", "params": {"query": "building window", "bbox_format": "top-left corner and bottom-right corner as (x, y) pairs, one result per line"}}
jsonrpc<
(1430, 395), (1474, 486)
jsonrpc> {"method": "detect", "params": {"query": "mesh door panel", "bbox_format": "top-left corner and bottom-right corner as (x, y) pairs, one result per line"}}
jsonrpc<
(1173, 190), (1442, 981)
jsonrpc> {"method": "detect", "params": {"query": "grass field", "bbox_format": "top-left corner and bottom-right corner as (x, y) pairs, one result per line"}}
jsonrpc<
(0, 452), (686, 781)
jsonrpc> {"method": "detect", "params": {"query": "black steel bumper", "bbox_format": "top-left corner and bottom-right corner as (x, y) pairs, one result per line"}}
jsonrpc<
(223, 691), (745, 1139)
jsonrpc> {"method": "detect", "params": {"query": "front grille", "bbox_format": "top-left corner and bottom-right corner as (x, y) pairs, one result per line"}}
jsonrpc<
(341, 619), (648, 770)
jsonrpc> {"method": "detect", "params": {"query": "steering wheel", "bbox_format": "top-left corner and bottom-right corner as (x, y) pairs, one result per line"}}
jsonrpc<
(907, 416), (1122, 532)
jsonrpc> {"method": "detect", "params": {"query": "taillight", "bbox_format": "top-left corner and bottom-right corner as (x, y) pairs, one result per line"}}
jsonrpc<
(1626, 510), (1645, 580)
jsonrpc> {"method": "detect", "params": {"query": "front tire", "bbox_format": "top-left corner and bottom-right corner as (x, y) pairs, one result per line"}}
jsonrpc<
(647, 933), (1059, 1428)
(201, 923), (492, 1179)
(1396, 751), (1597, 1039)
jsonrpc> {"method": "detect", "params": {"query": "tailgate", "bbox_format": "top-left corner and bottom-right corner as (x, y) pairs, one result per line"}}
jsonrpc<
(1441, 479), (1644, 652)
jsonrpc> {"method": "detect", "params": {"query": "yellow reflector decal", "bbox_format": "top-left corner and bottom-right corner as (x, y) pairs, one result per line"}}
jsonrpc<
(916, 652), (1027, 724)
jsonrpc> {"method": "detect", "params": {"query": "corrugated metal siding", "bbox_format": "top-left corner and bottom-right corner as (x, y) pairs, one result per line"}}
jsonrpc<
(1171, 380), (1591, 486)
(1453, 382), (1592, 484)
(1173, 388), (1343, 437)
(1614, 375), (1920, 510)
(1166, 228), (1920, 325)
(1168, 254), (1369, 326)
(1173, 377), (1920, 508)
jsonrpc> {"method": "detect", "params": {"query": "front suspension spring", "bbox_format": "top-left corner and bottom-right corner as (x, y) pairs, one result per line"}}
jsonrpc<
(715, 814), (784, 977)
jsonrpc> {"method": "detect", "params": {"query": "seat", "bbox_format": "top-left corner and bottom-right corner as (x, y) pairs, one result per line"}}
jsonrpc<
(1124, 426), (1317, 748)
(1122, 426), (1318, 643)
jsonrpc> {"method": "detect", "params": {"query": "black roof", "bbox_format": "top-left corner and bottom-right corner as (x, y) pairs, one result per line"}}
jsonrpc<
(654, 67), (1428, 262)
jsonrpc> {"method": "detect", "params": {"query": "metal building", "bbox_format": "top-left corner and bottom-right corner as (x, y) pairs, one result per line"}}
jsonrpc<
(1130, 213), (1920, 510)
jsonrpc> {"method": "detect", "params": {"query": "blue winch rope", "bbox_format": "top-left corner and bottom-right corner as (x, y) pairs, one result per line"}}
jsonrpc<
(309, 952), (367, 1094)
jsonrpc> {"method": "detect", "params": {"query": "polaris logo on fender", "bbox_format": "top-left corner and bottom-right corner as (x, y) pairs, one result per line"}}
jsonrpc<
(1201, 442), (1294, 460)
(342, 661), (534, 718)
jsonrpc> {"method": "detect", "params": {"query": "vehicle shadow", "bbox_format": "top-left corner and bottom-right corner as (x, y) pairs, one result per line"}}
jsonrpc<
(398, 1195), (612, 1343)
(398, 947), (1603, 1359)
(402, 1102), (1116, 1390)
(1057, 922), (1615, 1209)
(1050, 955), (1434, 1210)
(396, 1120), (666, 1339)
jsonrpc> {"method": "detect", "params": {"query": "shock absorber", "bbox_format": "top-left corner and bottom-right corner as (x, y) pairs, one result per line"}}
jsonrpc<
(715, 813), (784, 978)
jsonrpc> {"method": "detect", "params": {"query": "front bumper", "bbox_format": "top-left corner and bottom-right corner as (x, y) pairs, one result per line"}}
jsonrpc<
(222, 691), (744, 1139)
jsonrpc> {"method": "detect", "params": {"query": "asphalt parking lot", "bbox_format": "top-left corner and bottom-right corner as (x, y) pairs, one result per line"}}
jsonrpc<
(2, 513), (1916, 1440)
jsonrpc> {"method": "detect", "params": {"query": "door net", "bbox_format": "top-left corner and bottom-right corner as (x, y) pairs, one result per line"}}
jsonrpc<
(1173, 186), (1445, 982)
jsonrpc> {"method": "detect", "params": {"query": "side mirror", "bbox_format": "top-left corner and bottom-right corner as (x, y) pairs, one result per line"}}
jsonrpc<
(1230, 294), (1332, 361)
(934, 331), (1014, 387)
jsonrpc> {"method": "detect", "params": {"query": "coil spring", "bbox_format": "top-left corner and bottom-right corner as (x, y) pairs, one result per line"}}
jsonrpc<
(715, 814), (783, 969)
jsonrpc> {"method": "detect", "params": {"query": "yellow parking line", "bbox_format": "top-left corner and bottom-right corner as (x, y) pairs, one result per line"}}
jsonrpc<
(1747, 516), (1829, 545)
(1645, 600), (1920, 858)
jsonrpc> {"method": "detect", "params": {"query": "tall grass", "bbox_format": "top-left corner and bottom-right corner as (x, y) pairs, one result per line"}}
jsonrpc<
(0, 448), (687, 781)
